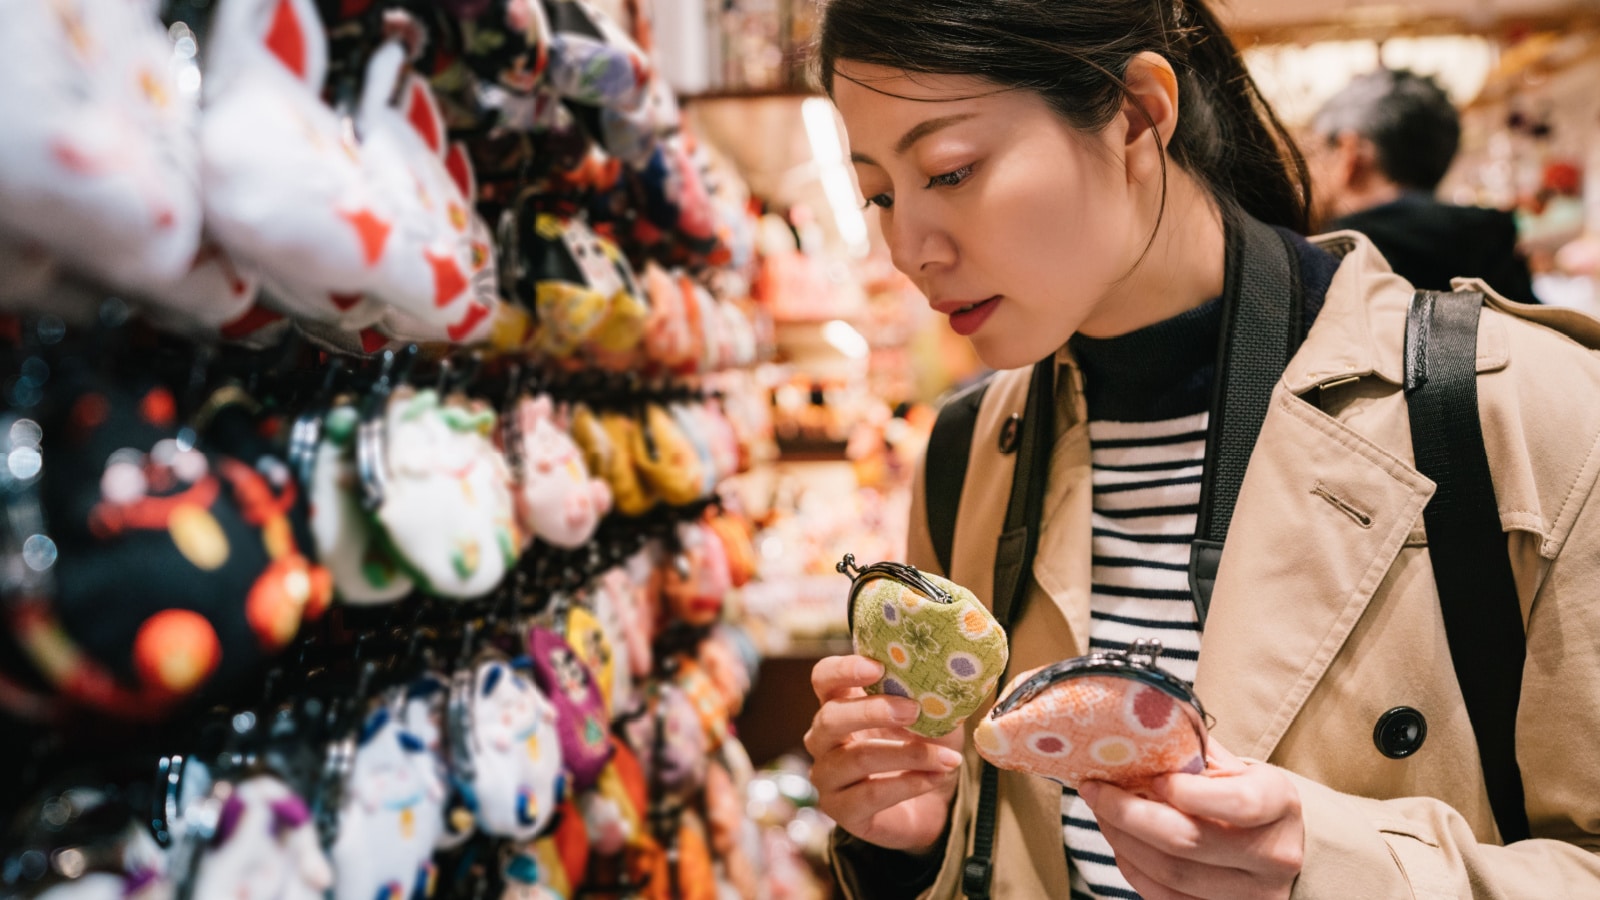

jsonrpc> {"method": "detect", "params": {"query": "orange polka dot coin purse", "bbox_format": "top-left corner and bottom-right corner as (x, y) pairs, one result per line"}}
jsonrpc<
(974, 640), (1209, 792)
(838, 554), (1008, 738)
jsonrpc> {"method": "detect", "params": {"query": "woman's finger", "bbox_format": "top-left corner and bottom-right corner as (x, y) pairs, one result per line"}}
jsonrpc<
(803, 693), (922, 756)
(812, 654), (885, 703)
(809, 737), (964, 794)
(822, 770), (954, 834)
(1098, 817), (1262, 900)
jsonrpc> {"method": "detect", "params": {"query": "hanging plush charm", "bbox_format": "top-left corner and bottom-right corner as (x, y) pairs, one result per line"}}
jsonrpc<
(449, 658), (566, 840)
(188, 775), (335, 900)
(838, 554), (1008, 738)
(505, 394), (612, 550)
(367, 386), (520, 600)
(526, 625), (614, 790)
(331, 704), (447, 900)
(309, 402), (414, 605)
(974, 640), (1209, 793)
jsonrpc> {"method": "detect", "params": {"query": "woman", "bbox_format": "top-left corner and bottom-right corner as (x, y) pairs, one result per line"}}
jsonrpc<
(802, 0), (1600, 898)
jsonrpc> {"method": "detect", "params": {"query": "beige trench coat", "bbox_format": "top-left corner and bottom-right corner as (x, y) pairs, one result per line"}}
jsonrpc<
(831, 232), (1600, 898)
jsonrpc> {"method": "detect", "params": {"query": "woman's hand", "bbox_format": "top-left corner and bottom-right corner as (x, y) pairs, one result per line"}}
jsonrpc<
(805, 654), (965, 853)
(1079, 740), (1304, 900)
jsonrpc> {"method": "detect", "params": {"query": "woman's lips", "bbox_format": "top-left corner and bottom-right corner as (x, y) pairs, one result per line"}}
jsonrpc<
(948, 296), (1000, 336)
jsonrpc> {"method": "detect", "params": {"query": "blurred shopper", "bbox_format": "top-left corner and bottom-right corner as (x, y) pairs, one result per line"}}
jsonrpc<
(1308, 68), (1538, 301)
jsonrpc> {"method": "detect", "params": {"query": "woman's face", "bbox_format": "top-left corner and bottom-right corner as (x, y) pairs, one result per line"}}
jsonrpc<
(833, 63), (1149, 369)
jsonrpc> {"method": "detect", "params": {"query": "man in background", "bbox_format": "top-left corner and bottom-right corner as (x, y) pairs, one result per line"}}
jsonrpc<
(1307, 68), (1538, 302)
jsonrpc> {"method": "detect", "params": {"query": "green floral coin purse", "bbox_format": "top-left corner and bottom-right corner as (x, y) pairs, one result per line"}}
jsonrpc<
(838, 555), (1009, 737)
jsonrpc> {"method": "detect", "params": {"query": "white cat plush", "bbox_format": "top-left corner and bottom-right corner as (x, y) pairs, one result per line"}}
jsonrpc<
(459, 660), (565, 841)
(508, 395), (612, 550)
(202, 0), (391, 324)
(372, 388), (519, 600)
(0, 0), (202, 293)
(188, 776), (334, 900)
(309, 403), (415, 605)
(331, 704), (446, 900)
(357, 43), (501, 344)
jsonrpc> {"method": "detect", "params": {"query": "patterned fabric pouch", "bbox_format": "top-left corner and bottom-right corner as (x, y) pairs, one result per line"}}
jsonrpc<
(526, 625), (614, 790)
(974, 640), (1209, 792)
(839, 554), (1008, 738)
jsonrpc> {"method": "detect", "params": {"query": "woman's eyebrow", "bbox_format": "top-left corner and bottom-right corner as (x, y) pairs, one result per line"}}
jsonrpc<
(850, 112), (981, 166)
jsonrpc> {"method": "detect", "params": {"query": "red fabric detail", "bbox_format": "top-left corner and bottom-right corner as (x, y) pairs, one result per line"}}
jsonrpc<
(426, 250), (467, 307)
(220, 305), (285, 341)
(339, 207), (394, 265)
(340, 0), (375, 17)
(265, 0), (307, 78)
(140, 387), (177, 427)
(406, 82), (443, 154)
(447, 303), (490, 342)
(444, 143), (474, 200)
(359, 329), (389, 354)
(50, 139), (102, 175)
(329, 292), (364, 311)
(1133, 687), (1176, 730)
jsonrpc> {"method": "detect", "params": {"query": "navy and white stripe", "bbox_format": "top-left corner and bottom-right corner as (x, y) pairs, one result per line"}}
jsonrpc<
(1063, 413), (1206, 900)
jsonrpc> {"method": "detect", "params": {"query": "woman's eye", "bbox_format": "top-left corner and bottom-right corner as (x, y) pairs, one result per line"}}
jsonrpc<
(862, 192), (894, 210)
(926, 165), (973, 189)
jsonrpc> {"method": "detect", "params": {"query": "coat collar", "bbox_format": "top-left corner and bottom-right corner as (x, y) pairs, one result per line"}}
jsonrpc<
(1282, 231), (1509, 393)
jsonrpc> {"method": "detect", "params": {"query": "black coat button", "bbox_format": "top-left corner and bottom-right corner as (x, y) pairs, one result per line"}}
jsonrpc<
(1374, 707), (1428, 758)
(999, 414), (1022, 454)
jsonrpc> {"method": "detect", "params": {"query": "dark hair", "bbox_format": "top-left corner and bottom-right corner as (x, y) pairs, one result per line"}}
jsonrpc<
(815, 0), (1311, 234)
(1312, 69), (1461, 191)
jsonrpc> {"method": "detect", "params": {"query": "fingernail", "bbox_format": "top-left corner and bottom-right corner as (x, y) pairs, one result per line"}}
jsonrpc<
(891, 701), (920, 724)
(1079, 782), (1101, 804)
(936, 747), (964, 768)
(856, 658), (884, 680)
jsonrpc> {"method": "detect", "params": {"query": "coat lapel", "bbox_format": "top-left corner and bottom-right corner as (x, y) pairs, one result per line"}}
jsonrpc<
(1195, 385), (1433, 760)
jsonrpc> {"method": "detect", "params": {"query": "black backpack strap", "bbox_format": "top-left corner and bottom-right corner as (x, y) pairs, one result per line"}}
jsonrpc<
(1190, 215), (1305, 626)
(925, 376), (993, 576)
(1404, 289), (1530, 844)
(963, 359), (1054, 900)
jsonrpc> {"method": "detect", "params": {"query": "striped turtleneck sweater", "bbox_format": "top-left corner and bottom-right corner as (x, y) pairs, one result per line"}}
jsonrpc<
(1061, 298), (1218, 900)
(1060, 231), (1338, 900)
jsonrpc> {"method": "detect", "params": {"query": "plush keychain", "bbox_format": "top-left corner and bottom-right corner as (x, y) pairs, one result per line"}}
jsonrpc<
(586, 569), (635, 718)
(402, 672), (478, 849)
(669, 402), (720, 498)
(670, 654), (730, 753)
(526, 624), (614, 790)
(188, 775), (335, 900)
(202, 0), (394, 320)
(450, 658), (566, 840)
(839, 554), (1008, 738)
(703, 759), (759, 900)
(505, 394), (612, 550)
(640, 263), (695, 370)
(659, 522), (730, 628)
(9, 374), (329, 718)
(631, 403), (704, 507)
(704, 512), (756, 589)
(594, 410), (657, 517)
(501, 210), (616, 359)
(520, 794), (590, 899)
(331, 703), (447, 900)
(562, 601), (619, 720)
(308, 401), (415, 605)
(0, 0), (202, 293)
(358, 42), (501, 343)
(541, 0), (652, 112)
(368, 387), (520, 600)
(621, 681), (708, 804)
(378, 137), (504, 346)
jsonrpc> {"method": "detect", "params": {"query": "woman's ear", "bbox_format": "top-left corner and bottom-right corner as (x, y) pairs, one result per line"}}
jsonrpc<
(1120, 52), (1181, 183)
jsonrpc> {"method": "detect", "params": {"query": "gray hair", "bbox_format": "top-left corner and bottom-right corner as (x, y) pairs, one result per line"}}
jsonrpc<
(1311, 68), (1461, 191)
